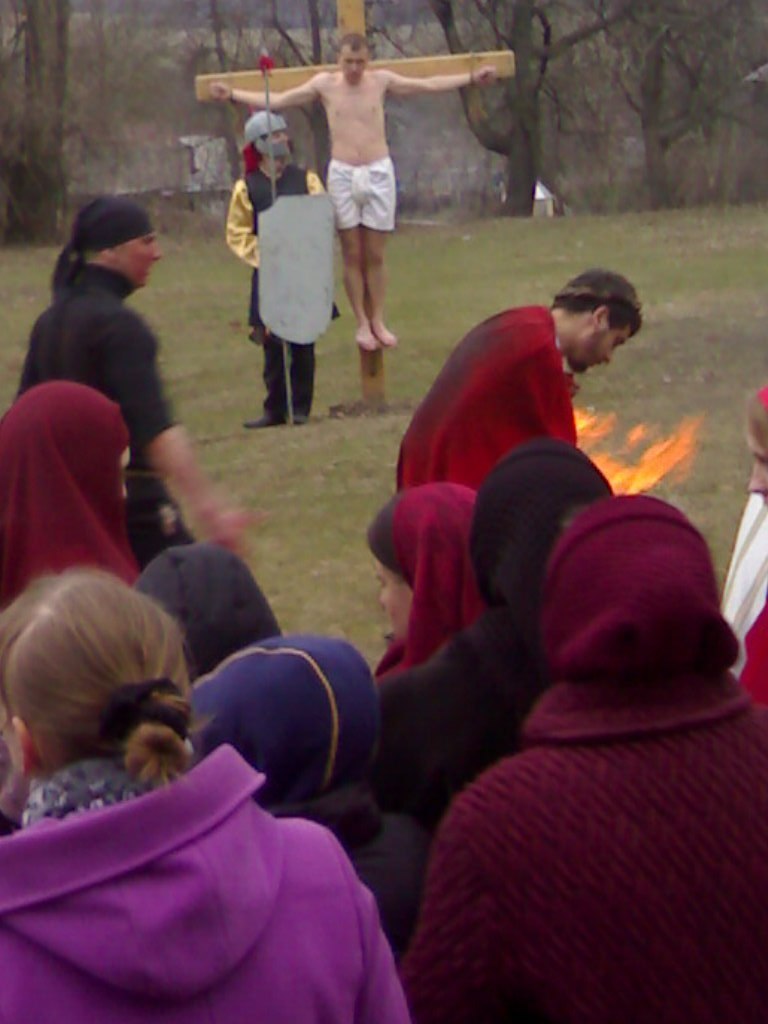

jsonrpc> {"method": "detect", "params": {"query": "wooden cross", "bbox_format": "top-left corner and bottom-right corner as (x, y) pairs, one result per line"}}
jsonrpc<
(197, 0), (514, 407)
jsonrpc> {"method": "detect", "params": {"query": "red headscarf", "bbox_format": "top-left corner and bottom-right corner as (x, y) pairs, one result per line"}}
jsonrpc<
(0, 382), (139, 605)
(738, 386), (768, 701)
(368, 483), (485, 679)
(243, 143), (261, 174)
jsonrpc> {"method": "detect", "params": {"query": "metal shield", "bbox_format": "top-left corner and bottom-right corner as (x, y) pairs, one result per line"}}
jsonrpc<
(259, 194), (335, 345)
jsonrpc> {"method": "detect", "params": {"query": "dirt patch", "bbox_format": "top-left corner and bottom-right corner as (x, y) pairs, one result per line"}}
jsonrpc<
(328, 399), (415, 419)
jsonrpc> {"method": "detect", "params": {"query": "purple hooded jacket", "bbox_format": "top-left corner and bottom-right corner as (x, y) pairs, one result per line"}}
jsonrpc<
(0, 745), (411, 1023)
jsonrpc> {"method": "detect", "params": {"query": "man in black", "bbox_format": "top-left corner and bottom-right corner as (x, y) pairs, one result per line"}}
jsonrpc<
(18, 196), (249, 567)
(226, 111), (327, 429)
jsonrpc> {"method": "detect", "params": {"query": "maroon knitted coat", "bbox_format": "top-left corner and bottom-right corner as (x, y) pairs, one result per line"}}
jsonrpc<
(403, 497), (768, 1024)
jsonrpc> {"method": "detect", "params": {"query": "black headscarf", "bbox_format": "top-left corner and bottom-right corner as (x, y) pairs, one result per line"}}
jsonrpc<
(471, 438), (612, 641)
(135, 542), (281, 678)
(52, 196), (154, 293)
(366, 494), (401, 575)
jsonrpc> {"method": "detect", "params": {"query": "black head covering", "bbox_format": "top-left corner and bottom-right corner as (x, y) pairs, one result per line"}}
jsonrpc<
(470, 439), (612, 641)
(135, 542), (281, 678)
(366, 494), (402, 575)
(53, 196), (154, 293)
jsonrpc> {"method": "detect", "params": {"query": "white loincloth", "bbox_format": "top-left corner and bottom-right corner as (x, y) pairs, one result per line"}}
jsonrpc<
(327, 156), (396, 232)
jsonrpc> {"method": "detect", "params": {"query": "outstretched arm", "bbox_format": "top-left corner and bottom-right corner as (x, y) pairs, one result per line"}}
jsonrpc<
(209, 76), (323, 110)
(146, 426), (253, 553)
(382, 64), (497, 97)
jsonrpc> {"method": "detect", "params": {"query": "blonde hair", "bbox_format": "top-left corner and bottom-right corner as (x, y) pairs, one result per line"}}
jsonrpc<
(0, 569), (191, 786)
(747, 391), (768, 453)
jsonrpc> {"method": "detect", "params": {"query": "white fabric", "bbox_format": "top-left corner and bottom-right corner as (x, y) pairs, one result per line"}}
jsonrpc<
(722, 493), (768, 674)
(327, 156), (396, 231)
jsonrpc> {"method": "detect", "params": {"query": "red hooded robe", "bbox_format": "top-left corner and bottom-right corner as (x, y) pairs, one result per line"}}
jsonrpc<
(397, 306), (576, 491)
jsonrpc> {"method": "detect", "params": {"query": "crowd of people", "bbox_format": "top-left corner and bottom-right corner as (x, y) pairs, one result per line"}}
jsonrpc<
(3, 168), (768, 1022)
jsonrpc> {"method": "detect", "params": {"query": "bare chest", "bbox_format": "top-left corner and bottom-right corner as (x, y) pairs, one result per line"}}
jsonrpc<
(323, 78), (385, 128)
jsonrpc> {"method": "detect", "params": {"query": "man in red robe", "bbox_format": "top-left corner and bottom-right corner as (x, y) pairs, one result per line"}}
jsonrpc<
(397, 269), (642, 491)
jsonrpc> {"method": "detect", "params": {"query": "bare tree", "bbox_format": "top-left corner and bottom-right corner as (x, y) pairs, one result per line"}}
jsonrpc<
(207, 0), (243, 177)
(192, 0), (332, 178)
(267, 0), (332, 173)
(426, 0), (635, 215)
(3, 0), (70, 241)
(606, 0), (762, 208)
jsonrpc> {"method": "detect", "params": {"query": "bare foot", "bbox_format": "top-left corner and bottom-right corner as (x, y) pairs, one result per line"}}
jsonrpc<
(355, 322), (379, 351)
(371, 320), (398, 348)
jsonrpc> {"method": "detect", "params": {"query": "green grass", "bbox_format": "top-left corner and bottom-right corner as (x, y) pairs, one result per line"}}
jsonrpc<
(3, 205), (768, 662)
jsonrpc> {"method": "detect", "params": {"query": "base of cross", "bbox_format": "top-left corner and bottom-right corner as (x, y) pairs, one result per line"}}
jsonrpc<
(359, 349), (386, 407)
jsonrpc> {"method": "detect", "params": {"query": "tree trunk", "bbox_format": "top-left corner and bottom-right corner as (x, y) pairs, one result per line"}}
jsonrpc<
(306, 106), (330, 178)
(209, 0), (242, 180)
(429, 0), (540, 217)
(639, 32), (674, 209)
(5, 0), (70, 242)
(500, 5), (541, 216)
(305, 0), (329, 174)
(504, 129), (537, 215)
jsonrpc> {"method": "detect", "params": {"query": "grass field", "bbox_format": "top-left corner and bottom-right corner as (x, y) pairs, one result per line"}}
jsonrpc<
(3, 205), (768, 663)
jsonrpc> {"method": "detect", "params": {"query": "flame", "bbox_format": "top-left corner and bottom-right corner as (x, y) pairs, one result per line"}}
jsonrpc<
(575, 408), (702, 495)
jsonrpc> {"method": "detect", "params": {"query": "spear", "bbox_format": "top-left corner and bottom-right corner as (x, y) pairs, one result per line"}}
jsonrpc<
(259, 49), (294, 427)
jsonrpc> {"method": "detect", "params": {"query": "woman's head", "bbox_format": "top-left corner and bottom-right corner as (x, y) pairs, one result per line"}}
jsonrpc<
(542, 495), (738, 684)
(0, 381), (138, 604)
(367, 483), (484, 676)
(470, 439), (612, 621)
(747, 387), (768, 502)
(0, 569), (191, 786)
(136, 542), (281, 678)
(193, 635), (379, 806)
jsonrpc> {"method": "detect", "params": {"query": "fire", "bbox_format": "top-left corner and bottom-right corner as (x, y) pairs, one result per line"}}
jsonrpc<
(575, 408), (702, 495)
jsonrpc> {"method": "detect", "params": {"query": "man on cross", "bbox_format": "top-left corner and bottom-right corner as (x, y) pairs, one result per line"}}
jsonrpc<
(211, 33), (497, 353)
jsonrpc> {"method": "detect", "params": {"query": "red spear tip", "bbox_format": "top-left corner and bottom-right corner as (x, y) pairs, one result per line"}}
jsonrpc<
(259, 54), (275, 72)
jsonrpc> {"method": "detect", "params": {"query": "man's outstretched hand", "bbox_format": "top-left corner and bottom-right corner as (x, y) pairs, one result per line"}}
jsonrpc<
(472, 66), (498, 86)
(209, 81), (233, 102)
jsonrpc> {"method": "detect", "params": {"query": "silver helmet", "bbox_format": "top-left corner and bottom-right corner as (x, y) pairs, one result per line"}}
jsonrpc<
(244, 111), (289, 154)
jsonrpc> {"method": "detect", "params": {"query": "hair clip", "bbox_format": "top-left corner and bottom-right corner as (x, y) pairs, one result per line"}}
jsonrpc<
(99, 678), (188, 745)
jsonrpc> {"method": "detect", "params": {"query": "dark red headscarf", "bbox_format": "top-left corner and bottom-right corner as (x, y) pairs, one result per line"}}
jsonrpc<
(243, 143), (261, 174)
(543, 495), (738, 685)
(368, 483), (485, 679)
(0, 382), (139, 605)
